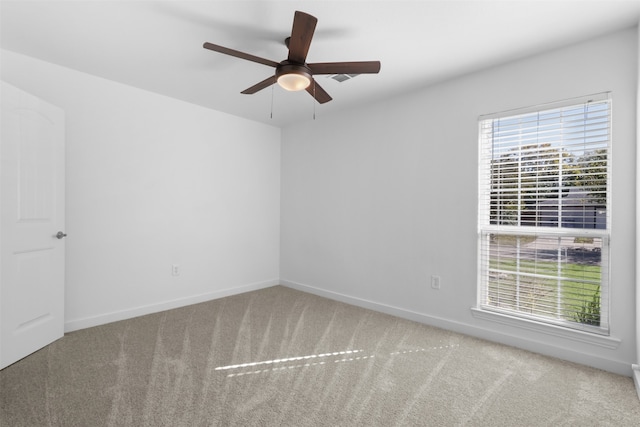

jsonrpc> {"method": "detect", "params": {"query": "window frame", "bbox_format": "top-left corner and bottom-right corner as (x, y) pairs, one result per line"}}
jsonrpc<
(476, 93), (612, 336)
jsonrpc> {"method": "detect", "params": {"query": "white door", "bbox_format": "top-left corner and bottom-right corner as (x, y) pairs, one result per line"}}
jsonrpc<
(1, 81), (65, 369)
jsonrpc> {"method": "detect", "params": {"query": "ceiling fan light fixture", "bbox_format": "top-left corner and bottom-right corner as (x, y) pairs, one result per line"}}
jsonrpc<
(277, 73), (311, 91)
(275, 63), (312, 92)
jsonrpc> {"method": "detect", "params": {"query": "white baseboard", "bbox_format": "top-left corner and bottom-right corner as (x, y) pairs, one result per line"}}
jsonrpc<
(281, 279), (473, 332)
(64, 279), (279, 333)
(280, 279), (633, 377)
(633, 365), (640, 400)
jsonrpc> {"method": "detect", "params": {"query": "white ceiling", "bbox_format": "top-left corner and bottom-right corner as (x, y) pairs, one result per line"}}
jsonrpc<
(2, 0), (640, 127)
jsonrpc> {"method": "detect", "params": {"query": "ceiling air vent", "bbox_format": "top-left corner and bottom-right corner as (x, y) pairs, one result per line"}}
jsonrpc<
(328, 74), (359, 83)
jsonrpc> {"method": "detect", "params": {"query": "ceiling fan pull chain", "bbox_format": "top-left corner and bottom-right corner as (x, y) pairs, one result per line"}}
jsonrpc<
(270, 85), (274, 119)
(313, 81), (316, 120)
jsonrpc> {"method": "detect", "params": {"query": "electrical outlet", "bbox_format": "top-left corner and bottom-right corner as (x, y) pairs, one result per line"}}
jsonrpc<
(431, 275), (441, 290)
(172, 264), (180, 276)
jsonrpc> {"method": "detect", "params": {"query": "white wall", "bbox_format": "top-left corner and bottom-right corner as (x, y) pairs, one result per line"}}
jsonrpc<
(634, 25), (640, 397)
(281, 27), (638, 376)
(1, 50), (281, 331)
(1, 27), (636, 377)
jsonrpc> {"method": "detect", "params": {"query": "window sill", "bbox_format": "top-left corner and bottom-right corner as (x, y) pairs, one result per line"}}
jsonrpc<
(470, 307), (621, 350)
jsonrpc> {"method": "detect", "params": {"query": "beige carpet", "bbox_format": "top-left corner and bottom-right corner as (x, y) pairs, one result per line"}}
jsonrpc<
(1, 285), (639, 426)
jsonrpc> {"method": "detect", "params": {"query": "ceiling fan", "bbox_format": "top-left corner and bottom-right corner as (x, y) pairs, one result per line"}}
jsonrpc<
(203, 10), (381, 104)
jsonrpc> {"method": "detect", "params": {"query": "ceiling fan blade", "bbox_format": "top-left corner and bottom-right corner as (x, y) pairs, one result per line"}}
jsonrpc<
(306, 79), (332, 104)
(203, 42), (279, 68)
(241, 75), (278, 94)
(308, 61), (381, 75)
(287, 11), (317, 64)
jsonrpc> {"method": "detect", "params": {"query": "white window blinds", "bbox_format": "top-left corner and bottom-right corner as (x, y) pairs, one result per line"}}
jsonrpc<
(477, 94), (611, 334)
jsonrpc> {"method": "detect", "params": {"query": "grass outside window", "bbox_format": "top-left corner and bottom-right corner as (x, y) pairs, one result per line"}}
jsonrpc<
(486, 234), (602, 327)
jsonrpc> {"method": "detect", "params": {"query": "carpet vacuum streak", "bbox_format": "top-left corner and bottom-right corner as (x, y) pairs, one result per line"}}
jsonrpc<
(1, 285), (639, 426)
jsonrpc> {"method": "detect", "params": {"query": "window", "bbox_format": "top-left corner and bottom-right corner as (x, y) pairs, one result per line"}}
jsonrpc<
(477, 94), (611, 335)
